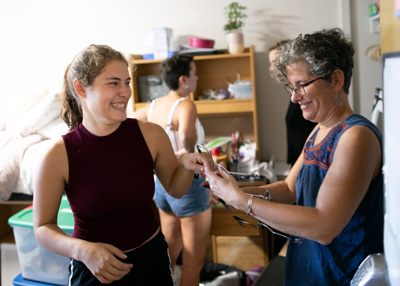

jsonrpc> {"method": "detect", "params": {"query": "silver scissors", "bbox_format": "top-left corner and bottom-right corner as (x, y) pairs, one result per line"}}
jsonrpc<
(196, 144), (259, 179)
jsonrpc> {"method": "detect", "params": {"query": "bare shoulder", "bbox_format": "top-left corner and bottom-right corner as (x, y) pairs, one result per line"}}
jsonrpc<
(38, 138), (68, 182)
(180, 98), (197, 109)
(137, 119), (169, 144)
(335, 124), (382, 175)
(137, 119), (172, 161)
(177, 99), (198, 116)
(137, 119), (165, 135)
(340, 124), (380, 148)
(45, 138), (67, 160)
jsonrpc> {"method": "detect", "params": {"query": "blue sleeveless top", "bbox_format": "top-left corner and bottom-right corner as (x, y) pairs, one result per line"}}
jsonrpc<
(285, 114), (384, 285)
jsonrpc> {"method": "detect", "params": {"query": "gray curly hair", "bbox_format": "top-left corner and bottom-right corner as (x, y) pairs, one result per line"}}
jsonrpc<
(273, 28), (354, 94)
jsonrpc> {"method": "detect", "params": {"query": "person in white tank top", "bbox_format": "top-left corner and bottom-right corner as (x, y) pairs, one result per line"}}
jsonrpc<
(131, 54), (212, 286)
(147, 96), (205, 154)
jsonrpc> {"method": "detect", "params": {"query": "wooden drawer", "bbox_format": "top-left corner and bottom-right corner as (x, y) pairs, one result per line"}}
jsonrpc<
(212, 235), (266, 271)
(210, 207), (261, 236)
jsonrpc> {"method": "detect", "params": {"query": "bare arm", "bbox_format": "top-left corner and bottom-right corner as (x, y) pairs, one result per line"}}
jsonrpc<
(33, 139), (133, 284)
(206, 125), (381, 245)
(238, 123), (316, 203)
(240, 151), (303, 205)
(138, 120), (212, 199)
(176, 99), (198, 153)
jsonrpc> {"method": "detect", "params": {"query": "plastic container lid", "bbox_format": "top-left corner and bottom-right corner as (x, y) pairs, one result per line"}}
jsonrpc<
(8, 195), (74, 232)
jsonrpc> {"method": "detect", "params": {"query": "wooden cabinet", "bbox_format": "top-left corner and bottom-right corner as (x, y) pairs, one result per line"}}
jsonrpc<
(210, 206), (270, 270)
(0, 201), (32, 283)
(128, 46), (259, 154)
(0, 201), (31, 244)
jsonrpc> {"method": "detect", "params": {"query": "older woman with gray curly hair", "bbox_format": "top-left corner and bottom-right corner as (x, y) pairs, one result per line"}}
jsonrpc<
(205, 28), (383, 285)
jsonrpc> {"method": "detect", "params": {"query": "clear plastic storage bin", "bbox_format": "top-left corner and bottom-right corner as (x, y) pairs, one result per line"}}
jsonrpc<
(8, 196), (74, 286)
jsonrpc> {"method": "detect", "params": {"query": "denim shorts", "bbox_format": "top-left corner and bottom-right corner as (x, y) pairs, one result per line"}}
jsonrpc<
(68, 230), (173, 285)
(154, 176), (212, 217)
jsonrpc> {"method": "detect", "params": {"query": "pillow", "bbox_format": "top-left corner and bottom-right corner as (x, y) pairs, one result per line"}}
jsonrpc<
(11, 92), (63, 137)
(37, 116), (69, 139)
(5, 89), (50, 131)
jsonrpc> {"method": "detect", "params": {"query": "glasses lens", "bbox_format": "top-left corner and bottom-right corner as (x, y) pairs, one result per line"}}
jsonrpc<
(284, 85), (306, 96)
(299, 86), (306, 95)
(284, 85), (293, 95)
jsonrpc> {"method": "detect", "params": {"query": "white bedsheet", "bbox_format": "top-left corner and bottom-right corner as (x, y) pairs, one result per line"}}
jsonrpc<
(13, 139), (57, 196)
(0, 132), (43, 201)
(0, 90), (68, 201)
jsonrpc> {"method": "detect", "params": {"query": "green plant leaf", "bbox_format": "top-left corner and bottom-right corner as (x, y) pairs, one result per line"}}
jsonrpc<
(223, 2), (247, 32)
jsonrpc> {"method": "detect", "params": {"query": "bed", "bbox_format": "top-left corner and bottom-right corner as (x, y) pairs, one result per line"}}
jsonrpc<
(0, 91), (69, 284)
(0, 90), (69, 202)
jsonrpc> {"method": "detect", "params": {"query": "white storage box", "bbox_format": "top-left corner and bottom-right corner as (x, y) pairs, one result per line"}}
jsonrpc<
(233, 80), (252, 99)
(8, 196), (74, 285)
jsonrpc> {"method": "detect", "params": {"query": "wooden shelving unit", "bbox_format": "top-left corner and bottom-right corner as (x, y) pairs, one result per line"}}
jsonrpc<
(129, 46), (267, 270)
(129, 45), (259, 154)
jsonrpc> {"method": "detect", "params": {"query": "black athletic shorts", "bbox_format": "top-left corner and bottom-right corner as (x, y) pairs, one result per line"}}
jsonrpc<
(68, 230), (174, 285)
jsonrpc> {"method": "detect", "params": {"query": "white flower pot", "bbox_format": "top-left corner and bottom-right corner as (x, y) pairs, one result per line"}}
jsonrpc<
(226, 30), (244, 54)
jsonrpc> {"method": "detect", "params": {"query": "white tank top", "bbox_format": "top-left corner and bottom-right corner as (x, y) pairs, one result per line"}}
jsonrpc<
(148, 97), (205, 152)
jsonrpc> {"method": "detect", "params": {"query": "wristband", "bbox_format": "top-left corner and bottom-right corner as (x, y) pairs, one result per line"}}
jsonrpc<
(247, 194), (254, 215)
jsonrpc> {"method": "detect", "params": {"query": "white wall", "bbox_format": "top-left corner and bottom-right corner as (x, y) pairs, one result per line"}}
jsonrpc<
(0, 0), (378, 162)
(351, 0), (382, 119)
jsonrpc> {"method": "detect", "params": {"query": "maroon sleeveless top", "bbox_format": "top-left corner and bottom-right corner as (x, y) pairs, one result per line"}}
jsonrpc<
(62, 119), (159, 250)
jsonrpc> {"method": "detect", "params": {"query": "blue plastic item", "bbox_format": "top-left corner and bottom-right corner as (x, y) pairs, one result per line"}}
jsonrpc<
(142, 51), (175, 60)
(13, 273), (63, 286)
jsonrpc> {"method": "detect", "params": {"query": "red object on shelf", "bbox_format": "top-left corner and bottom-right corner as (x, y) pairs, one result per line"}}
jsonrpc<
(211, 148), (221, 156)
(189, 37), (215, 49)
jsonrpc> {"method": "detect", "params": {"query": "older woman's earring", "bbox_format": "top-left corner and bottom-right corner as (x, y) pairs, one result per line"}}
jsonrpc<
(183, 84), (189, 89)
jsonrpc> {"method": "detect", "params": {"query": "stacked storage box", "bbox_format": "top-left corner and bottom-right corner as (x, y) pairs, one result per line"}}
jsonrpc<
(8, 195), (74, 286)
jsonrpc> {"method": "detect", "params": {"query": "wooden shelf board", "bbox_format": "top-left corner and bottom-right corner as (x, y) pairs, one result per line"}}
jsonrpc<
(133, 98), (255, 115)
(0, 201), (32, 206)
(129, 48), (251, 65)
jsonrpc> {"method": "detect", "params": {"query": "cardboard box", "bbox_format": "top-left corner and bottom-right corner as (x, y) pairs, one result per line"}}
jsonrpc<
(8, 196), (73, 286)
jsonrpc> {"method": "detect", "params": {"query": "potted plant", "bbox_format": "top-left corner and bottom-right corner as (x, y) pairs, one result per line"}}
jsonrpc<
(224, 2), (247, 54)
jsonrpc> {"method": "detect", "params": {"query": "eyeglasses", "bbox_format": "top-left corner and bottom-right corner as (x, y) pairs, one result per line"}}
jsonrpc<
(196, 144), (259, 179)
(284, 77), (322, 96)
(233, 215), (303, 245)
